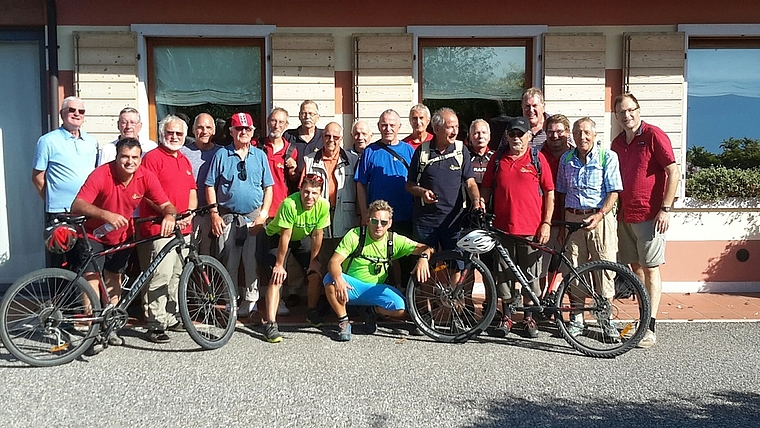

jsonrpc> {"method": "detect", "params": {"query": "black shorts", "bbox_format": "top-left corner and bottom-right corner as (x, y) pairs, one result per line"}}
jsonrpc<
(263, 233), (312, 271)
(69, 238), (133, 275)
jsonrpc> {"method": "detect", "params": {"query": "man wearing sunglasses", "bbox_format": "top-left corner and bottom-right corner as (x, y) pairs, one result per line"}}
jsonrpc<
(32, 96), (99, 267)
(323, 200), (433, 341)
(481, 117), (555, 339)
(205, 112), (274, 319)
(262, 174), (331, 343)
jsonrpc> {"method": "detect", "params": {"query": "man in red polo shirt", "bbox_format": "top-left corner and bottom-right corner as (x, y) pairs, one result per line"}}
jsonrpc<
(402, 104), (433, 151)
(481, 117), (554, 339)
(612, 93), (680, 349)
(259, 107), (299, 214)
(71, 137), (176, 346)
(137, 115), (197, 343)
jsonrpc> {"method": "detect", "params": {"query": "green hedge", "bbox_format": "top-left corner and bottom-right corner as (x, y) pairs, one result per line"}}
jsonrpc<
(686, 167), (760, 201)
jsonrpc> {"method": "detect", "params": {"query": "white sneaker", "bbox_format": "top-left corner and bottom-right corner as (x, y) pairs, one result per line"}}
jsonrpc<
(277, 299), (290, 316)
(238, 300), (257, 318)
(636, 330), (657, 349)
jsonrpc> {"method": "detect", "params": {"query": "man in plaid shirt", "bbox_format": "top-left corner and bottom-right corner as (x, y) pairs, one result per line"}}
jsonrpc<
(555, 117), (623, 339)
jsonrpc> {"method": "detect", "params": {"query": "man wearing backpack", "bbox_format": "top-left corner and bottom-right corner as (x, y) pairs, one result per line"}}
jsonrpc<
(406, 107), (483, 251)
(555, 117), (623, 341)
(323, 200), (434, 341)
(481, 117), (554, 339)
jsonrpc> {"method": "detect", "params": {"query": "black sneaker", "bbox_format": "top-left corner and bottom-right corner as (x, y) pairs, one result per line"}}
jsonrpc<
(84, 340), (104, 356)
(490, 315), (513, 338)
(264, 322), (283, 343)
(167, 321), (186, 332)
(524, 317), (539, 338)
(147, 330), (171, 343)
(306, 308), (324, 328)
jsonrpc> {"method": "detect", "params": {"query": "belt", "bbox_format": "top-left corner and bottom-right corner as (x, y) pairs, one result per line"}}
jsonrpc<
(566, 207), (599, 215)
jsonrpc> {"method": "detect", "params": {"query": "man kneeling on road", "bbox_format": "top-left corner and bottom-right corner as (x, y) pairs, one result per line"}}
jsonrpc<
(323, 200), (433, 341)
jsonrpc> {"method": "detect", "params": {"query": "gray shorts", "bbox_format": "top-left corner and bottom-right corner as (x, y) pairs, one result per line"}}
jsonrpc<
(617, 218), (666, 267)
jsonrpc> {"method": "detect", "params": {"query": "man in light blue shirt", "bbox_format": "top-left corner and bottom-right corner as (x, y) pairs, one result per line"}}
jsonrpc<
(555, 117), (623, 339)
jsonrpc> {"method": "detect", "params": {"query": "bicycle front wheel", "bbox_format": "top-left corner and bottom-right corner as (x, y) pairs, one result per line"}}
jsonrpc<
(178, 256), (237, 349)
(406, 250), (497, 343)
(0, 268), (101, 367)
(555, 260), (651, 358)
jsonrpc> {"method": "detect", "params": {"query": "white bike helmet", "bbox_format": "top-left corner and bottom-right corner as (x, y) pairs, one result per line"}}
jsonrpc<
(457, 230), (496, 254)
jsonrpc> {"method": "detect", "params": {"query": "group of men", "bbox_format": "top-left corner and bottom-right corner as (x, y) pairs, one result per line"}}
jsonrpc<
(32, 87), (678, 348)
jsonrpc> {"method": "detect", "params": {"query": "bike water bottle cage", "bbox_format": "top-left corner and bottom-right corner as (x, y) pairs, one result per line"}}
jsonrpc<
(457, 229), (496, 254)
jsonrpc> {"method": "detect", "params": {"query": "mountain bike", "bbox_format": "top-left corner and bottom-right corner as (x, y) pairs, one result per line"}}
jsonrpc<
(406, 210), (651, 358)
(0, 204), (237, 367)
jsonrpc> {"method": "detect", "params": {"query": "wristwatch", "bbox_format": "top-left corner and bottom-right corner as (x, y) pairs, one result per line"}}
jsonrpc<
(420, 253), (429, 259)
(661, 206), (671, 213)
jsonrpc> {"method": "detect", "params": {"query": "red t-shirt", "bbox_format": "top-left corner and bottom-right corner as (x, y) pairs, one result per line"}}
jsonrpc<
(139, 146), (196, 237)
(541, 145), (567, 221)
(76, 163), (170, 245)
(611, 121), (676, 223)
(482, 149), (555, 236)
(402, 132), (433, 151)
(261, 138), (298, 216)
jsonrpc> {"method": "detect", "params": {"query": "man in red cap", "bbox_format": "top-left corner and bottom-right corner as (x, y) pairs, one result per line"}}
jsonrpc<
(205, 112), (274, 318)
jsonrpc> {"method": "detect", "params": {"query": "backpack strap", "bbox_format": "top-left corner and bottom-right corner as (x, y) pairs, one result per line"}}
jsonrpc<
(530, 146), (544, 197)
(345, 226), (367, 272)
(377, 142), (409, 169)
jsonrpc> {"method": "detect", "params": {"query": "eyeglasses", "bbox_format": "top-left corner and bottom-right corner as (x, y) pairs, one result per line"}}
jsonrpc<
(369, 218), (390, 227)
(616, 107), (640, 117)
(371, 262), (388, 275)
(299, 111), (318, 117)
(547, 130), (566, 136)
(508, 130), (526, 138)
(164, 131), (184, 137)
(233, 126), (254, 133)
(237, 161), (247, 181)
(66, 107), (85, 115)
(304, 173), (324, 184)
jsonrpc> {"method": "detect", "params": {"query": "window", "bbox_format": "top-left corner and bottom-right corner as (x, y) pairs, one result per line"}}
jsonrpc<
(687, 38), (760, 153)
(419, 38), (532, 139)
(147, 38), (265, 139)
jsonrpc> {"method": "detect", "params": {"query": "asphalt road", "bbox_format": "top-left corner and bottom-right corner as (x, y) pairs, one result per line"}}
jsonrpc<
(1, 321), (759, 428)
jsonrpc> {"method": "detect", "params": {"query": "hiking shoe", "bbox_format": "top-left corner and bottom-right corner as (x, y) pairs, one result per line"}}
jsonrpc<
(238, 300), (257, 318)
(167, 321), (186, 332)
(147, 330), (171, 343)
(601, 319), (621, 342)
(524, 317), (539, 338)
(567, 313), (585, 337)
(490, 315), (513, 338)
(107, 331), (124, 346)
(636, 330), (656, 349)
(363, 307), (377, 334)
(337, 320), (352, 341)
(306, 308), (324, 327)
(84, 341), (104, 356)
(264, 322), (283, 343)
(277, 299), (290, 316)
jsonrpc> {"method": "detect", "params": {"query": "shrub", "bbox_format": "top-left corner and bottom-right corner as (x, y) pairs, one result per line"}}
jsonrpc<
(686, 166), (760, 201)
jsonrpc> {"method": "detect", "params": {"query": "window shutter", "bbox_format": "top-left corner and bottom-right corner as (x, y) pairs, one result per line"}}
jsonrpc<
(624, 32), (686, 197)
(353, 33), (414, 135)
(543, 33), (607, 144)
(73, 31), (138, 145)
(271, 33), (335, 125)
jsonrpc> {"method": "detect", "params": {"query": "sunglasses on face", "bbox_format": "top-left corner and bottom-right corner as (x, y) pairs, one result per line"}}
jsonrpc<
(369, 218), (390, 227)
(233, 126), (253, 133)
(237, 161), (247, 181)
(66, 107), (86, 115)
(508, 130), (526, 138)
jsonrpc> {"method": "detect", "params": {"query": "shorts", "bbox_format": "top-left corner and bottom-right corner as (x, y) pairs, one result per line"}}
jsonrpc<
(617, 218), (666, 268)
(70, 238), (133, 275)
(323, 272), (406, 311)
(263, 233), (313, 272)
(413, 222), (460, 251)
(494, 235), (542, 301)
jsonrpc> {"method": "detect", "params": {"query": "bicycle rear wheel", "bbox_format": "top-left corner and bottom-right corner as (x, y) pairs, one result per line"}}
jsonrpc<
(555, 260), (650, 358)
(178, 256), (237, 349)
(406, 250), (497, 343)
(0, 268), (101, 367)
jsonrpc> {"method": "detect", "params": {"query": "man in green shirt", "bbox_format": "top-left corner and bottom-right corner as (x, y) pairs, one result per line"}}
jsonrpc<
(262, 174), (330, 342)
(323, 199), (433, 341)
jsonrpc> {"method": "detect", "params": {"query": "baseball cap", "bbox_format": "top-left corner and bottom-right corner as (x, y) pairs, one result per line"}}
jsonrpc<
(230, 112), (254, 128)
(507, 117), (530, 134)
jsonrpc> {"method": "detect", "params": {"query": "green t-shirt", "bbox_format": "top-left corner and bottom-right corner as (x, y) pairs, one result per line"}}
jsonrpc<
(265, 193), (331, 241)
(335, 226), (418, 284)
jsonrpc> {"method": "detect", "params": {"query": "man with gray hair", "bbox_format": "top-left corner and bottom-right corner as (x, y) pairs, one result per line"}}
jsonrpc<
(402, 104), (433, 151)
(350, 119), (373, 156)
(406, 107), (483, 251)
(138, 115), (197, 343)
(467, 119), (494, 187)
(98, 107), (158, 165)
(32, 96), (99, 267)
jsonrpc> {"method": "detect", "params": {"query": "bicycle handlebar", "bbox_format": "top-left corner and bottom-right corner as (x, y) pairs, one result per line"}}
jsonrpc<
(135, 203), (218, 225)
(468, 209), (589, 234)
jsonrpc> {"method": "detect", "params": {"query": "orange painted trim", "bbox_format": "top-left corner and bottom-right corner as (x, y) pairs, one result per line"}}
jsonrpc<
(334, 71), (353, 115)
(605, 69), (622, 113)
(661, 240), (760, 282)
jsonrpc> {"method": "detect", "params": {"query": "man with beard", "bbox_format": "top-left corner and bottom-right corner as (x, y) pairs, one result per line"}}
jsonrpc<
(138, 115), (197, 343)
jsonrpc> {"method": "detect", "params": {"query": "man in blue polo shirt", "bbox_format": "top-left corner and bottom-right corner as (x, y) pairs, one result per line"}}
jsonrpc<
(205, 112), (274, 317)
(556, 117), (623, 340)
(32, 96), (99, 266)
(406, 107), (483, 251)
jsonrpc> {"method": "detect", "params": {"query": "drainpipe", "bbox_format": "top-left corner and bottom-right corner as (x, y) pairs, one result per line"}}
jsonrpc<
(47, 0), (59, 132)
